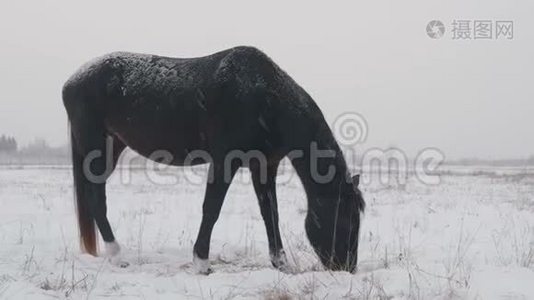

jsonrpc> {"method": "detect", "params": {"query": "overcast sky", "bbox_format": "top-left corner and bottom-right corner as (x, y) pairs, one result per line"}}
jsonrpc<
(0, 0), (532, 160)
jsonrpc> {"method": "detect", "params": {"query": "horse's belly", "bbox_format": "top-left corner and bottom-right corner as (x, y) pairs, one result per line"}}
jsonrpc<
(104, 101), (209, 166)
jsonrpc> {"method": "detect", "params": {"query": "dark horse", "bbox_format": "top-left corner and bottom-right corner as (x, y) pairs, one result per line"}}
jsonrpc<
(62, 46), (365, 273)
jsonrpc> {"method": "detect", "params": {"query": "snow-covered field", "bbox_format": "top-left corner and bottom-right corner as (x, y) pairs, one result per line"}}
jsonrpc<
(1, 165), (533, 299)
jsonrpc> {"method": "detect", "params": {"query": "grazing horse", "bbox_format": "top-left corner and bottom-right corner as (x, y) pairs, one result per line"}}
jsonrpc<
(62, 46), (365, 273)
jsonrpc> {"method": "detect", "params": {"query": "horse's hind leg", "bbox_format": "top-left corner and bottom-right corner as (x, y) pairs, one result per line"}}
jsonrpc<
(100, 136), (127, 264)
(70, 110), (126, 266)
(193, 162), (238, 274)
(251, 162), (289, 271)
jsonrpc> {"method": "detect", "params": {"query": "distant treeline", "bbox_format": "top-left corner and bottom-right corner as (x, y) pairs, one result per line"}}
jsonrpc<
(1, 134), (534, 167)
(0, 137), (69, 165)
(0, 135), (17, 153)
(445, 157), (534, 167)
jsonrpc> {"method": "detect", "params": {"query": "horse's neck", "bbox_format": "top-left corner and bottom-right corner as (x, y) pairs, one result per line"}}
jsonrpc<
(291, 124), (348, 203)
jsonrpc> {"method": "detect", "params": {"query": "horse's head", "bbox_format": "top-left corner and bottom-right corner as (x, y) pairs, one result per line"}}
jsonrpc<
(305, 174), (364, 273)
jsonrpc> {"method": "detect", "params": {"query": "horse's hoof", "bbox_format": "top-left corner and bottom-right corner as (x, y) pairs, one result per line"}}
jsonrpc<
(117, 261), (130, 268)
(274, 262), (292, 273)
(271, 250), (291, 273)
(198, 267), (213, 275)
(109, 256), (130, 268)
(105, 241), (128, 268)
(105, 241), (121, 256)
(111, 260), (130, 268)
(193, 254), (212, 275)
(274, 262), (291, 273)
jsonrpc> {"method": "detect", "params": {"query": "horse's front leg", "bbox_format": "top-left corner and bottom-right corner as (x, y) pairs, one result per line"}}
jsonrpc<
(251, 163), (289, 272)
(193, 162), (238, 274)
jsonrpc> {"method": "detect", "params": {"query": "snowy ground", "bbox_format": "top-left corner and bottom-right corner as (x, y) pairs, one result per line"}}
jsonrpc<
(0, 164), (533, 299)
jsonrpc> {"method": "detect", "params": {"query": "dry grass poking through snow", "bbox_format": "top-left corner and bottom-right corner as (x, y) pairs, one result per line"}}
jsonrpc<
(0, 166), (533, 299)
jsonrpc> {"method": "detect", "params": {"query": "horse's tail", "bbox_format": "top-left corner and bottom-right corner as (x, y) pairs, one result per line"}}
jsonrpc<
(70, 129), (98, 256)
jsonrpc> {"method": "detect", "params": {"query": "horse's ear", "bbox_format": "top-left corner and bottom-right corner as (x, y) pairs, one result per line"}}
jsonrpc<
(351, 174), (360, 187)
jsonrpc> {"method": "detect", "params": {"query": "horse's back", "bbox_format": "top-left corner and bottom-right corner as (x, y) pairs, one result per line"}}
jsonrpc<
(63, 46), (282, 106)
(63, 47), (322, 164)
